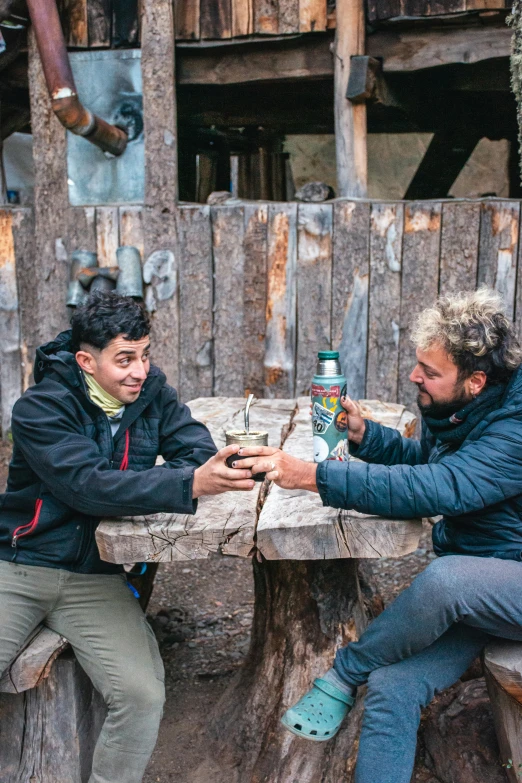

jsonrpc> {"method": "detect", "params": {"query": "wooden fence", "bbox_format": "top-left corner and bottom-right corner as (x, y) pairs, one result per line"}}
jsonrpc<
(1, 198), (522, 435)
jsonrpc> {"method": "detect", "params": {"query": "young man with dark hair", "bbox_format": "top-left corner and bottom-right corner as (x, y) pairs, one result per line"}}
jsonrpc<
(242, 288), (522, 783)
(0, 292), (254, 783)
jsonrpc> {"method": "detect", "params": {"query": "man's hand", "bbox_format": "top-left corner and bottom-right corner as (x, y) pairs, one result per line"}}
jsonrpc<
(237, 446), (318, 492)
(340, 395), (366, 445)
(192, 445), (255, 498)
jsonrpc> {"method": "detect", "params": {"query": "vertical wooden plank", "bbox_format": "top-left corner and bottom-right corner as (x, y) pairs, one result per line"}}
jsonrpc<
(60, 0), (89, 47)
(232, 0), (254, 35)
(96, 207), (119, 267)
(331, 200), (370, 401)
(366, 202), (403, 401)
(68, 207), (96, 254)
(326, 0), (336, 28)
(212, 206), (245, 396)
(119, 206), (144, 257)
(243, 204), (268, 398)
(299, 0), (327, 32)
(279, 0), (300, 32)
(265, 203), (297, 398)
(87, 0), (112, 47)
(398, 202), (441, 411)
(296, 203), (333, 395)
(176, 0), (201, 39)
(439, 201), (480, 296)
(11, 208), (35, 393)
(0, 210), (22, 437)
(112, 0), (140, 46)
(478, 201), (520, 321)
(335, 0), (367, 198)
(201, 0), (232, 38)
(141, 0), (179, 387)
(178, 206), (213, 400)
(255, 0), (279, 33)
(27, 30), (70, 367)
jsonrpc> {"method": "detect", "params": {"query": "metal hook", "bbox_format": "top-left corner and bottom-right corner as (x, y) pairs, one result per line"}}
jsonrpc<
(244, 393), (255, 435)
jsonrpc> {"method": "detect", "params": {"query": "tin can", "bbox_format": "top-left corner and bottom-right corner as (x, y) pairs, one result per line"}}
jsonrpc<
(311, 350), (348, 463)
(225, 430), (268, 482)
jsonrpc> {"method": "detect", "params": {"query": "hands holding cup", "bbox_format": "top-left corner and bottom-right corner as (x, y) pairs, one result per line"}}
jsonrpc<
(236, 447), (319, 492)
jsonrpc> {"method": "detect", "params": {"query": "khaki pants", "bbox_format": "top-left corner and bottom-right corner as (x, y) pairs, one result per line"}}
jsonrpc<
(0, 559), (165, 783)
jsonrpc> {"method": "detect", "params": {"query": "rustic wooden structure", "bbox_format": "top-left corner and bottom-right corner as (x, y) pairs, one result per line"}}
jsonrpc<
(96, 396), (420, 782)
(484, 641), (522, 781)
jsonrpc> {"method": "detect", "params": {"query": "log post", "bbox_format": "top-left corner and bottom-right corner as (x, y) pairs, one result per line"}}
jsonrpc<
(141, 0), (180, 386)
(334, 0), (367, 198)
(484, 640), (522, 782)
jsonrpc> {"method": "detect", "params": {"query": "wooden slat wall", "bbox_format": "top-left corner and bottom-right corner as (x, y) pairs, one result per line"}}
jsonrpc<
(6, 198), (522, 435)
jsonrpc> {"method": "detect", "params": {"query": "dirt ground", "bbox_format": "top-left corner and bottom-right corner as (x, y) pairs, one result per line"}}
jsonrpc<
(0, 443), (464, 782)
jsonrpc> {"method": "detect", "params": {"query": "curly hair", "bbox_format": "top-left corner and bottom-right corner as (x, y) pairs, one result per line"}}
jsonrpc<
(71, 291), (150, 352)
(411, 287), (522, 384)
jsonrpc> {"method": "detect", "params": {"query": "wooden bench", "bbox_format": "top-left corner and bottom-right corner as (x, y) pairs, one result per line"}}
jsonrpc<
(484, 641), (522, 782)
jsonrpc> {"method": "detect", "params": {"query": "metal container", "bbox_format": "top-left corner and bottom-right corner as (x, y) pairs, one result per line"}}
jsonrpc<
(67, 249), (97, 306)
(116, 245), (144, 298)
(90, 275), (116, 294)
(311, 350), (348, 463)
(225, 430), (268, 482)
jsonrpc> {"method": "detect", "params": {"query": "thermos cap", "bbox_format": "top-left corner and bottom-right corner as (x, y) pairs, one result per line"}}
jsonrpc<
(318, 350), (339, 360)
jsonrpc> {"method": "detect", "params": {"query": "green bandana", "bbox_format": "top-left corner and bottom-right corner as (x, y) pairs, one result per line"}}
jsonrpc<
(83, 372), (124, 417)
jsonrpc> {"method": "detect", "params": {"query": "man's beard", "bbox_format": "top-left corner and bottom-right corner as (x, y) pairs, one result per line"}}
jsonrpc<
(416, 383), (470, 420)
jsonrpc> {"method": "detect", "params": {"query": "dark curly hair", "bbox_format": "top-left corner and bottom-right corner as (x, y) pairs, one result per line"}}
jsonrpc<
(411, 288), (522, 385)
(70, 291), (150, 352)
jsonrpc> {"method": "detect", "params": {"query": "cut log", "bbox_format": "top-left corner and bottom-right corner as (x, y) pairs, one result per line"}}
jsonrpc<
(0, 651), (106, 783)
(0, 626), (68, 695)
(96, 397), (297, 564)
(256, 397), (422, 560)
(484, 640), (522, 782)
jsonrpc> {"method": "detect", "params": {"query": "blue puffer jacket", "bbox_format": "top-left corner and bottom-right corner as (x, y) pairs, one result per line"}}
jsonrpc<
(316, 367), (522, 561)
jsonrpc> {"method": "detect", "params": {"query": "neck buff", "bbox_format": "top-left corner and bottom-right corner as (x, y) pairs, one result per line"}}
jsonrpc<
(83, 372), (125, 417)
(421, 382), (506, 445)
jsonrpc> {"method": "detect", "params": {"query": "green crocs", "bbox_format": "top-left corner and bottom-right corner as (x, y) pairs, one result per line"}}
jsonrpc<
(281, 678), (355, 741)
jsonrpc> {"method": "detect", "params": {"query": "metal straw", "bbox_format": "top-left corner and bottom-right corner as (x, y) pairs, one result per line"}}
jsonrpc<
(244, 393), (254, 435)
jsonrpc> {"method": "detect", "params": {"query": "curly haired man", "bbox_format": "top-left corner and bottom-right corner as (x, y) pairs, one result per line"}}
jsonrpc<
(241, 287), (522, 783)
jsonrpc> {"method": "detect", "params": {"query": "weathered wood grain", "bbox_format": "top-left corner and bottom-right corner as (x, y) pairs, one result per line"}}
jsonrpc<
(142, 0), (179, 387)
(439, 200), (480, 295)
(243, 204), (268, 398)
(256, 397), (421, 560)
(0, 654), (106, 783)
(279, 0), (300, 32)
(264, 203), (298, 398)
(478, 201), (520, 320)
(335, 0), (367, 198)
(366, 202), (403, 401)
(255, 0), (279, 33)
(331, 200), (370, 400)
(299, 0), (327, 31)
(0, 210), (22, 439)
(232, 0), (254, 35)
(296, 203), (333, 394)
(27, 30), (70, 362)
(212, 206), (245, 396)
(95, 206), (119, 268)
(68, 207), (96, 256)
(87, 0), (112, 47)
(176, 0), (200, 39)
(118, 206), (144, 258)
(0, 627), (68, 694)
(96, 397), (296, 563)
(398, 202), (441, 410)
(178, 205), (213, 401)
(201, 0), (232, 38)
(11, 208), (34, 393)
(484, 641), (522, 783)
(61, 0), (89, 47)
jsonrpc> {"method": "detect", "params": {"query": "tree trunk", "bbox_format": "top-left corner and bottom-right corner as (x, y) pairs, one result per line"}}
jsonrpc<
(208, 557), (370, 783)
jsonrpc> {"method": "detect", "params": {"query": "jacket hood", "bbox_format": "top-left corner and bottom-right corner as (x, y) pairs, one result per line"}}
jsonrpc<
(34, 329), (166, 409)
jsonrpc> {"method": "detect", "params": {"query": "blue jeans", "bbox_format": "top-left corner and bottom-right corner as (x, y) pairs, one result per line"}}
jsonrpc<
(333, 555), (522, 783)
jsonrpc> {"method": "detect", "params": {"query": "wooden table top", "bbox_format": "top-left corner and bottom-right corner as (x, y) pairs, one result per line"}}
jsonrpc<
(95, 397), (422, 565)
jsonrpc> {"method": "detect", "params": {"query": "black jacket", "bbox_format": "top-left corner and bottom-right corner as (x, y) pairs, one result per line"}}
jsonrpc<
(0, 331), (217, 573)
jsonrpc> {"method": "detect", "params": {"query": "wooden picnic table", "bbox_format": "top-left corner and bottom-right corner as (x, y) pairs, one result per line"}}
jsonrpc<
(95, 395), (422, 783)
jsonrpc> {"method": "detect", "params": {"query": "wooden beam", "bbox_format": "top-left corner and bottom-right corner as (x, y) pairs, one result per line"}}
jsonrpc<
(404, 129), (481, 199)
(0, 209), (22, 438)
(141, 0), (180, 387)
(334, 0), (367, 197)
